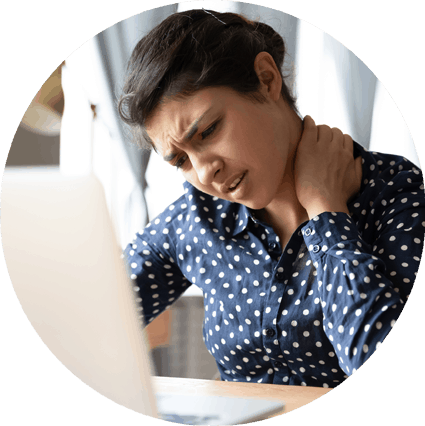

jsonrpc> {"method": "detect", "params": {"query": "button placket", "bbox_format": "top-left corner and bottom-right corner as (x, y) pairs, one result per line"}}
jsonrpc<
(265, 225), (304, 376)
(262, 273), (280, 359)
(265, 328), (275, 337)
(275, 270), (285, 281)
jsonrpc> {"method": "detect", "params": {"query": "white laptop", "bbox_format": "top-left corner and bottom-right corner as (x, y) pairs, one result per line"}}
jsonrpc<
(1, 169), (285, 425)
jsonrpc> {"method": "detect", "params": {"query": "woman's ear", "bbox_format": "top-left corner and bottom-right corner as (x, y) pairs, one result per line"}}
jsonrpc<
(253, 52), (282, 102)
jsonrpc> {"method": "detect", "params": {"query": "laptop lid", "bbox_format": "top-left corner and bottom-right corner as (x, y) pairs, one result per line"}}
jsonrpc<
(1, 169), (157, 417)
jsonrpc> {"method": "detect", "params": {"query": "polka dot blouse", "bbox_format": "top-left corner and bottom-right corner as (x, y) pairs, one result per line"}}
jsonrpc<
(125, 142), (424, 388)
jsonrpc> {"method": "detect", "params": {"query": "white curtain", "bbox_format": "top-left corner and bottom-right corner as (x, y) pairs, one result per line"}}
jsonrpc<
(294, 18), (419, 166)
(60, 4), (180, 248)
(60, 37), (147, 248)
(369, 80), (418, 165)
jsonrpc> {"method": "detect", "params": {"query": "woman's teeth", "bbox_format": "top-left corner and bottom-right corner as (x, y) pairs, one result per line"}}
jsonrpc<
(229, 174), (244, 190)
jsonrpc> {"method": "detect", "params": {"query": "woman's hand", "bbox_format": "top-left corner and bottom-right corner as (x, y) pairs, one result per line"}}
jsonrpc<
(294, 116), (362, 219)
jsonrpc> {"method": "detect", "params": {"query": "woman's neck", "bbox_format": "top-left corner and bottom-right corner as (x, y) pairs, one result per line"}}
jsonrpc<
(257, 118), (309, 247)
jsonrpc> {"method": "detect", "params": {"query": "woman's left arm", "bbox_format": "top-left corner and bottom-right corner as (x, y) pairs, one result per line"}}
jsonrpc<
(303, 197), (423, 374)
(295, 117), (425, 374)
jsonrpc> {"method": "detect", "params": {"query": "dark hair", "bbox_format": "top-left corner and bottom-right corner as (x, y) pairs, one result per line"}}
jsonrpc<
(118, 9), (298, 149)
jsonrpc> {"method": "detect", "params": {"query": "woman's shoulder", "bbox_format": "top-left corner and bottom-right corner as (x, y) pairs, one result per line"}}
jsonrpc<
(354, 142), (423, 192)
(350, 142), (424, 233)
(354, 143), (423, 184)
(351, 142), (423, 209)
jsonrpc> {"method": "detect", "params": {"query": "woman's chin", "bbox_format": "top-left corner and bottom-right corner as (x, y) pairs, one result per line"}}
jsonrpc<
(240, 196), (272, 211)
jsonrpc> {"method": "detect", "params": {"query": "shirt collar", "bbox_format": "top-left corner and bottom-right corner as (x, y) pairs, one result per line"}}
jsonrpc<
(183, 181), (255, 237)
(231, 203), (252, 236)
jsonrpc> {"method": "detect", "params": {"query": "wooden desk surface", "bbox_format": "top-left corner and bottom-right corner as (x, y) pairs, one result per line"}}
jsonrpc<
(152, 376), (331, 415)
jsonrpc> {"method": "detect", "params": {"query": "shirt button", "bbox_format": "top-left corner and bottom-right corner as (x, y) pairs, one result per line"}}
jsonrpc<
(275, 271), (284, 280)
(305, 228), (312, 236)
(266, 329), (275, 337)
(312, 245), (320, 253)
(275, 361), (283, 368)
(268, 242), (277, 251)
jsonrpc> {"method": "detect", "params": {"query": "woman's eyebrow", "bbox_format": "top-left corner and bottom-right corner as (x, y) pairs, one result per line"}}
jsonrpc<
(163, 152), (177, 162)
(184, 107), (213, 140)
(162, 107), (214, 162)
(184, 116), (202, 141)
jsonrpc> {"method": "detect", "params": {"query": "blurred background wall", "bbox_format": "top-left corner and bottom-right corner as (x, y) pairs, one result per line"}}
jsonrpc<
(5, 0), (420, 381)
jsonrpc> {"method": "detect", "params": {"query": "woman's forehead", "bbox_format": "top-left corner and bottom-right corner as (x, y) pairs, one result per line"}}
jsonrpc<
(145, 87), (229, 145)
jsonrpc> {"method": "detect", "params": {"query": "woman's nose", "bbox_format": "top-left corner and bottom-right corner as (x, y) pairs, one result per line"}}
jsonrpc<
(191, 155), (222, 186)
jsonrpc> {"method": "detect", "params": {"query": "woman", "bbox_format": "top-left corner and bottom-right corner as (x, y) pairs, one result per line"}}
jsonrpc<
(118, 10), (424, 388)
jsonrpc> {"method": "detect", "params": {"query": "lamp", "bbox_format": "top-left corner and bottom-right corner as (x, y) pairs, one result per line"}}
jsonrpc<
(20, 64), (64, 136)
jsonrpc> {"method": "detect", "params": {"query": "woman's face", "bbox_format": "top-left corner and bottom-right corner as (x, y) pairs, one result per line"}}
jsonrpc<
(146, 86), (299, 210)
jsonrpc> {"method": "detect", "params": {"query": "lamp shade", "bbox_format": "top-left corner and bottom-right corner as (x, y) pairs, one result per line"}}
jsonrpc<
(21, 65), (64, 136)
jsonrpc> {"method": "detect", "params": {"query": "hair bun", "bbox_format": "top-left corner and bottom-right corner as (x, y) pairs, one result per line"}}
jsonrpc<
(118, 10), (298, 149)
(250, 20), (285, 69)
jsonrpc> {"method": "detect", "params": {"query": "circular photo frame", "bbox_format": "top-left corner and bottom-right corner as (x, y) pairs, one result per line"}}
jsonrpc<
(1, 1), (424, 426)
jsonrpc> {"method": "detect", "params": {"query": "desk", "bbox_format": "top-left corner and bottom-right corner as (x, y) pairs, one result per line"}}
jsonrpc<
(153, 376), (331, 415)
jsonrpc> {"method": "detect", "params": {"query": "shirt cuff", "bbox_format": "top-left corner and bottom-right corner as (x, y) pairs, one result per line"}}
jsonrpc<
(301, 211), (361, 261)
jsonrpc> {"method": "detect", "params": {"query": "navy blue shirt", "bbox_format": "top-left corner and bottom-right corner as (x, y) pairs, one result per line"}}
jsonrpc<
(125, 142), (424, 388)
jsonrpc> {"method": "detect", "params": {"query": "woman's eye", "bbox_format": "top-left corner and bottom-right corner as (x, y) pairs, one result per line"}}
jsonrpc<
(201, 122), (218, 140)
(175, 156), (187, 169)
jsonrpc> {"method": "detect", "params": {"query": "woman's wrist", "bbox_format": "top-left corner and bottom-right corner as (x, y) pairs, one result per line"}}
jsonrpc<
(305, 199), (350, 220)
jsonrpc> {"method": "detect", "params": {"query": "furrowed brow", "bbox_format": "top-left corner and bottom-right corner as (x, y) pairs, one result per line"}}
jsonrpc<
(184, 108), (212, 141)
(161, 107), (213, 162)
(185, 118), (201, 141)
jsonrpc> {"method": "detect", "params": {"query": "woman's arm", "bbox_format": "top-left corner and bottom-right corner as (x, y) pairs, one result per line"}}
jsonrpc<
(124, 204), (192, 326)
(294, 117), (424, 374)
(302, 198), (423, 374)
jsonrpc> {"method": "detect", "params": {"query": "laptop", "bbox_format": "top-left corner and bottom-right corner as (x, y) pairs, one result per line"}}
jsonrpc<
(1, 169), (285, 425)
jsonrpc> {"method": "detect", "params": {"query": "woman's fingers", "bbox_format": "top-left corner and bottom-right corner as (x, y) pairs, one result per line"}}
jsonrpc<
(317, 125), (353, 154)
(295, 117), (360, 215)
(300, 118), (352, 153)
(301, 115), (317, 143)
(331, 127), (343, 145)
(317, 125), (332, 144)
(303, 115), (316, 128)
(343, 133), (353, 152)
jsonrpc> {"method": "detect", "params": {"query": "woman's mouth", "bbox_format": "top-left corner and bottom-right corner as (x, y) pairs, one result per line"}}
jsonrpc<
(228, 172), (246, 192)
